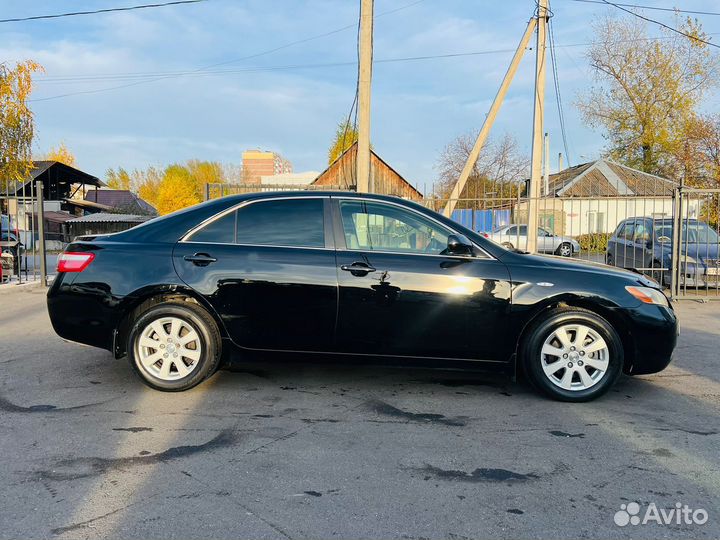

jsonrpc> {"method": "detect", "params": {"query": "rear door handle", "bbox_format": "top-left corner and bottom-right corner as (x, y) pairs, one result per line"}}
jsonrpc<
(184, 253), (217, 266)
(340, 262), (376, 275)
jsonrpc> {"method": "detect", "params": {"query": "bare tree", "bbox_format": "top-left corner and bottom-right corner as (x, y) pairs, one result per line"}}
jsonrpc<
(435, 133), (529, 208)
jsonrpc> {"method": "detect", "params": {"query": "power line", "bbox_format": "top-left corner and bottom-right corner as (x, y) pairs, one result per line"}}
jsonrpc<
(0, 0), (206, 24)
(598, 0), (720, 49)
(564, 0), (720, 17)
(548, 17), (571, 166)
(29, 0), (426, 102)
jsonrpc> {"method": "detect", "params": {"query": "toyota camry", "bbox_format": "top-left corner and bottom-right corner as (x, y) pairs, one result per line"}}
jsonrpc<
(47, 192), (678, 401)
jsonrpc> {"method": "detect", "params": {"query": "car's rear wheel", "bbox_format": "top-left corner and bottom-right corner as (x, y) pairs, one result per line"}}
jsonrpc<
(128, 301), (221, 391)
(502, 242), (514, 249)
(521, 308), (623, 402)
(605, 253), (613, 266)
(555, 242), (572, 257)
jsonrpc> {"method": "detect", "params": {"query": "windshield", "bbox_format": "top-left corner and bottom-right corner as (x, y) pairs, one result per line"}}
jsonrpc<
(654, 222), (720, 243)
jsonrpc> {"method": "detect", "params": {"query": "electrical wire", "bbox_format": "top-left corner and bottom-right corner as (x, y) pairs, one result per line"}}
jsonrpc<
(0, 0), (206, 24)
(549, 17), (572, 165)
(598, 0), (720, 49)
(564, 0), (720, 17)
(29, 0), (425, 103)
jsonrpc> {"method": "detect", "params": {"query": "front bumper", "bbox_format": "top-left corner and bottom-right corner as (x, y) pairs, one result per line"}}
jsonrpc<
(622, 302), (678, 375)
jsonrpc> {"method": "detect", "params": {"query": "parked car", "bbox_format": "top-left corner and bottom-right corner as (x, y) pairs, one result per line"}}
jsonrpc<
(486, 224), (580, 257)
(606, 217), (719, 287)
(47, 192), (677, 402)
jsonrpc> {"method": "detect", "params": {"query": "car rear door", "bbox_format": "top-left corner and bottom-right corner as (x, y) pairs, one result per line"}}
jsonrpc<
(331, 197), (512, 362)
(173, 196), (338, 352)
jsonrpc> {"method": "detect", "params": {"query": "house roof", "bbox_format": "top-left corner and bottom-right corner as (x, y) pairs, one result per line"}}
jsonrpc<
(66, 213), (153, 224)
(8, 161), (104, 194)
(544, 159), (677, 197)
(312, 142), (423, 199)
(85, 189), (157, 215)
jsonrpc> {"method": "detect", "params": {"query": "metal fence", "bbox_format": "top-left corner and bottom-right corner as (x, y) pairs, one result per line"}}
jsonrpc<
(205, 181), (719, 300)
(1, 180), (58, 285)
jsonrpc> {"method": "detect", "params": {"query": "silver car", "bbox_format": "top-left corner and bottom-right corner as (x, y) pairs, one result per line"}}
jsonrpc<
(486, 225), (580, 257)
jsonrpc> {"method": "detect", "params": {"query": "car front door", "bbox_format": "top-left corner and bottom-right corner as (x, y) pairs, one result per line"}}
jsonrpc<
(332, 198), (512, 362)
(630, 219), (652, 271)
(174, 196), (338, 352)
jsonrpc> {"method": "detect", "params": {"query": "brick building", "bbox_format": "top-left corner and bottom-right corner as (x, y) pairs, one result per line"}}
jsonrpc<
(241, 150), (292, 184)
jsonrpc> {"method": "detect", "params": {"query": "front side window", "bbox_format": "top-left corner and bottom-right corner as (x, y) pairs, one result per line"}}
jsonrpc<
(236, 198), (325, 248)
(339, 200), (450, 255)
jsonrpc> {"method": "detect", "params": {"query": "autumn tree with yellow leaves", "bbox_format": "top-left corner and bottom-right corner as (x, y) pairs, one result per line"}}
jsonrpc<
(578, 16), (719, 178)
(42, 142), (76, 167)
(0, 60), (43, 190)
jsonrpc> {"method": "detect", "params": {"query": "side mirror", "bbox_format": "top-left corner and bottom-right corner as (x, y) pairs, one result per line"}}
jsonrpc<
(447, 234), (474, 255)
(657, 235), (671, 244)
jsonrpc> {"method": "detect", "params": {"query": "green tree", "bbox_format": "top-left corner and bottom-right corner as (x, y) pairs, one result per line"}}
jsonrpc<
(0, 60), (43, 190)
(328, 119), (359, 165)
(577, 16), (719, 176)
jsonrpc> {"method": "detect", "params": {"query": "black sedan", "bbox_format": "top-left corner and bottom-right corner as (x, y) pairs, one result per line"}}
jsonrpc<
(47, 192), (678, 401)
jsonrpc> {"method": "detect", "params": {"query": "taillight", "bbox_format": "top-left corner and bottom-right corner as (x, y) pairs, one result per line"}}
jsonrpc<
(57, 252), (95, 273)
(481, 232), (489, 238)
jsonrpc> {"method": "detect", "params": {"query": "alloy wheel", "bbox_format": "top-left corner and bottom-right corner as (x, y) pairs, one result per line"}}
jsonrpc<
(135, 316), (202, 381)
(540, 323), (609, 391)
(558, 243), (572, 257)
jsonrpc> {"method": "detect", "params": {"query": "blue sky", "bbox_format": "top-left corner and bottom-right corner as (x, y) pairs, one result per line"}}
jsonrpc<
(2, 0), (719, 187)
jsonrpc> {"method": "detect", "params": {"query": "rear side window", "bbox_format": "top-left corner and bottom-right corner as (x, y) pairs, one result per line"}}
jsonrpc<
(187, 210), (236, 243)
(236, 198), (325, 248)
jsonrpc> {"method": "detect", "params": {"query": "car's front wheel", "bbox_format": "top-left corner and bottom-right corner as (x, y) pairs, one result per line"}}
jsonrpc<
(128, 301), (222, 391)
(521, 308), (623, 401)
(555, 242), (573, 257)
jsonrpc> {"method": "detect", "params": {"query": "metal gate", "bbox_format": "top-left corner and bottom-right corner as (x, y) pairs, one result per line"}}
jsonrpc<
(0, 180), (52, 285)
(670, 187), (720, 300)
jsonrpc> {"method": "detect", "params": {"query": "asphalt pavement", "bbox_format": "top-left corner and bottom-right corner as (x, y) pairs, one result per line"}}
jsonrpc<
(0, 285), (718, 539)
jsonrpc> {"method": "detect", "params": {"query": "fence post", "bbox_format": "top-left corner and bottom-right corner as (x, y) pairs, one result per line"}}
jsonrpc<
(670, 187), (682, 299)
(204, 183), (210, 201)
(36, 181), (47, 286)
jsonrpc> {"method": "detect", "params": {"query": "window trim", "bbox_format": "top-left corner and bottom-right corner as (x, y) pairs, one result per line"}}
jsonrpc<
(331, 196), (494, 260)
(180, 196), (333, 250)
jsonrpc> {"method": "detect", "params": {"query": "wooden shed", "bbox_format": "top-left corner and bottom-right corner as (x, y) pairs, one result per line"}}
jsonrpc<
(312, 142), (423, 201)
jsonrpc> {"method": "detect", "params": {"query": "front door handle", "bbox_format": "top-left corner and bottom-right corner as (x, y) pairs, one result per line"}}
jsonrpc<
(184, 253), (217, 266)
(340, 262), (376, 276)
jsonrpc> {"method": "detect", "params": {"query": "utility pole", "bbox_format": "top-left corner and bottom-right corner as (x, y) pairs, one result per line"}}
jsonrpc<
(543, 132), (550, 196)
(356, 0), (374, 193)
(442, 16), (537, 217)
(526, 0), (549, 253)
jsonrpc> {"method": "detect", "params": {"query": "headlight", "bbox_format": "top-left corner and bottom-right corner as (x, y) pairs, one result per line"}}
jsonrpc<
(625, 286), (669, 307)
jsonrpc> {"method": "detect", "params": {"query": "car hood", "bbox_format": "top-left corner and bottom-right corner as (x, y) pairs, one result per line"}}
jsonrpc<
(501, 251), (652, 282)
(679, 242), (720, 261)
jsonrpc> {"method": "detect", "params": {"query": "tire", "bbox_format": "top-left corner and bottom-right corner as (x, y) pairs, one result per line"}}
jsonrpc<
(605, 253), (613, 266)
(520, 308), (623, 402)
(555, 242), (572, 257)
(127, 301), (222, 391)
(502, 242), (514, 250)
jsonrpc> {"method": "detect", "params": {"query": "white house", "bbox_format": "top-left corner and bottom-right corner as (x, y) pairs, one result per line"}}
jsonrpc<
(519, 159), (700, 237)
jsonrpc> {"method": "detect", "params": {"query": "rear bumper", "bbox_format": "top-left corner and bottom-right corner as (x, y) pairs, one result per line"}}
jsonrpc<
(47, 273), (122, 352)
(622, 302), (678, 375)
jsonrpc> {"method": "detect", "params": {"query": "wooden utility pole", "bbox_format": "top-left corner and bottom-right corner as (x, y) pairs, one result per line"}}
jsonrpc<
(442, 17), (537, 217)
(356, 0), (374, 193)
(543, 132), (550, 196)
(526, 0), (549, 253)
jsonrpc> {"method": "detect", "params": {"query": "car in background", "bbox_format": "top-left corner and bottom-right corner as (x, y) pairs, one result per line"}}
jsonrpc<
(486, 224), (580, 257)
(606, 217), (720, 287)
